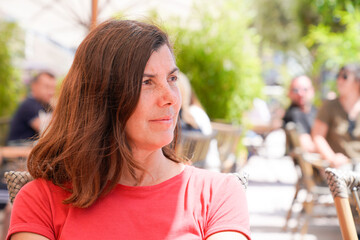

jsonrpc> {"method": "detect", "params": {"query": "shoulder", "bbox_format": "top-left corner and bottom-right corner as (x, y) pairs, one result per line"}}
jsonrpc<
(17, 97), (43, 114)
(20, 178), (58, 190)
(189, 106), (208, 119)
(15, 178), (69, 206)
(320, 98), (339, 109)
(284, 105), (302, 116)
(10, 179), (70, 240)
(185, 166), (247, 205)
(21, 97), (41, 107)
(188, 106), (212, 134)
(283, 105), (304, 123)
(317, 98), (340, 118)
(186, 166), (244, 191)
(310, 105), (317, 114)
(186, 167), (250, 239)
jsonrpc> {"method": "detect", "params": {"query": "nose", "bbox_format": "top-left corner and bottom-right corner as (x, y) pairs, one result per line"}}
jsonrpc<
(157, 83), (179, 107)
(298, 90), (306, 97)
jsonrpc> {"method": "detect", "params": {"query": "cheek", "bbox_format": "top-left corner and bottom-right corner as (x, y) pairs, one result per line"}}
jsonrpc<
(173, 87), (182, 111)
(353, 82), (360, 91)
(175, 96), (181, 112)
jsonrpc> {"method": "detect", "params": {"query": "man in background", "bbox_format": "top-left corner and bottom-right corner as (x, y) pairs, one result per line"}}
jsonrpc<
(7, 71), (56, 146)
(0, 71), (56, 240)
(283, 75), (317, 152)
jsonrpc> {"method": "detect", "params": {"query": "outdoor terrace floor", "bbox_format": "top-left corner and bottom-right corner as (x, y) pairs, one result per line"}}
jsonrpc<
(244, 155), (343, 240)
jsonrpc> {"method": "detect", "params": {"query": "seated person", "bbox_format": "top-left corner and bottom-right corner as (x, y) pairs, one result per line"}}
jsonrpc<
(283, 75), (317, 153)
(312, 64), (360, 169)
(7, 71), (56, 146)
(0, 72), (55, 240)
(178, 72), (221, 172)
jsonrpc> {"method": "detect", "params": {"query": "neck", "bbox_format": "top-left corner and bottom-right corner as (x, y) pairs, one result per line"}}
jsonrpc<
(339, 92), (360, 119)
(340, 92), (360, 109)
(119, 148), (183, 186)
(301, 104), (310, 113)
(295, 103), (310, 113)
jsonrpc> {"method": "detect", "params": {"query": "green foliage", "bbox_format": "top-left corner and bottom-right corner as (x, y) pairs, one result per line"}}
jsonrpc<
(304, 10), (360, 78)
(311, 0), (360, 27)
(296, 0), (360, 34)
(253, 0), (302, 51)
(0, 20), (24, 117)
(252, 0), (360, 58)
(168, 0), (263, 123)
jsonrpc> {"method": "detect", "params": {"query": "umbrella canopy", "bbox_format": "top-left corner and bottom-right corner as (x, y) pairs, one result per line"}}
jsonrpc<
(0, 0), (192, 76)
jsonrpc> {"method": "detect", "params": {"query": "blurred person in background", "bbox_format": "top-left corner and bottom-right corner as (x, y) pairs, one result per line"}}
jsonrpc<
(178, 72), (221, 172)
(7, 71), (56, 146)
(1, 71), (56, 240)
(312, 63), (360, 169)
(283, 75), (317, 152)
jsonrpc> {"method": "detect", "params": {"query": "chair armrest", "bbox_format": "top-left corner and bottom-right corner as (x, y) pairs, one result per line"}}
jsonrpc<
(4, 171), (33, 203)
(230, 171), (249, 190)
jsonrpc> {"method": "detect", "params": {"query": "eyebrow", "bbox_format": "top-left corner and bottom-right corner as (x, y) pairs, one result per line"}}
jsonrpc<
(143, 67), (179, 78)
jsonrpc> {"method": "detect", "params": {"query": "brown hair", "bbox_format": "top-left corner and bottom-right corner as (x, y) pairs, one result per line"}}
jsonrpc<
(28, 19), (181, 208)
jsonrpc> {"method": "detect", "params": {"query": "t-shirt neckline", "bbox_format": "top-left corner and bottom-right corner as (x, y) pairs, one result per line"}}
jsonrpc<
(115, 165), (193, 191)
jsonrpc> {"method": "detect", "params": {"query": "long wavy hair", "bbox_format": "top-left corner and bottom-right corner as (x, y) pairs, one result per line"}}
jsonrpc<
(28, 19), (182, 208)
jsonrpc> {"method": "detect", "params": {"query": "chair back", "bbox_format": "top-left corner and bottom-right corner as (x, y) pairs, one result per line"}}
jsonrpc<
(211, 122), (242, 172)
(284, 122), (332, 234)
(285, 122), (318, 190)
(4, 171), (33, 204)
(176, 131), (215, 165)
(326, 168), (360, 240)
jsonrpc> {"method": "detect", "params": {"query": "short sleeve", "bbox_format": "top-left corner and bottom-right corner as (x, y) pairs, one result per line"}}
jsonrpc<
(316, 99), (332, 125)
(204, 174), (251, 239)
(7, 180), (56, 240)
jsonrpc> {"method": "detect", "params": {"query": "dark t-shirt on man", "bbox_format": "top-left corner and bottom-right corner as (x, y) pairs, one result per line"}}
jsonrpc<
(283, 104), (317, 134)
(7, 96), (51, 144)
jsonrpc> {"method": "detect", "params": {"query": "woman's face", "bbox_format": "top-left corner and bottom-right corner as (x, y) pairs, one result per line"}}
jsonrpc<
(125, 44), (181, 152)
(337, 70), (360, 96)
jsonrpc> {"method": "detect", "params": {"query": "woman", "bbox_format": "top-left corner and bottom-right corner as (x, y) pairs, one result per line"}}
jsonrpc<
(7, 20), (250, 240)
(312, 63), (360, 169)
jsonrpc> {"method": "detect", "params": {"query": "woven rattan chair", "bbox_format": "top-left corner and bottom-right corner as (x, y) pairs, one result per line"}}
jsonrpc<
(232, 171), (249, 190)
(176, 130), (216, 167)
(284, 122), (333, 234)
(326, 168), (360, 240)
(4, 171), (33, 204)
(211, 122), (242, 172)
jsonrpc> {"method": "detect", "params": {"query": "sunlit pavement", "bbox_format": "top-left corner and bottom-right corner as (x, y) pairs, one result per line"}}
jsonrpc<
(243, 155), (342, 240)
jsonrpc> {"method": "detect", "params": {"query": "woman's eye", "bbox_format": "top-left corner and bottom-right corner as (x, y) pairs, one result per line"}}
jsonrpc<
(169, 76), (178, 82)
(142, 79), (152, 85)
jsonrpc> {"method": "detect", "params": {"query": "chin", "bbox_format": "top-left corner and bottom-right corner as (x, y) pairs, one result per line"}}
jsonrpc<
(156, 133), (174, 147)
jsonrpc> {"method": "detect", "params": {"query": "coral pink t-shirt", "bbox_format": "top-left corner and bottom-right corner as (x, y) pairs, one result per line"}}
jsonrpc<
(7, 165), (251, 240)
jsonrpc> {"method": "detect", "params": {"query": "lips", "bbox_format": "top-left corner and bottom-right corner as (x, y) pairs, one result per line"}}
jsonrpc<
(150, 116), (173, 122)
